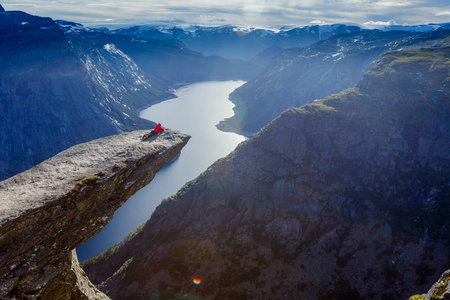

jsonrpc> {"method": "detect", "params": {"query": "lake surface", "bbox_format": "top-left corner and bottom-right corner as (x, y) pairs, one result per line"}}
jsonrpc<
(77, 80), (247, 261)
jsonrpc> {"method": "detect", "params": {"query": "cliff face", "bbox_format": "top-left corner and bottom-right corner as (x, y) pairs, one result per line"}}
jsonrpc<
(0, 129), (190, 299)
(0, 10), (163, 181)
(220, 29), (450, 135)
(84, 48), (449, 299)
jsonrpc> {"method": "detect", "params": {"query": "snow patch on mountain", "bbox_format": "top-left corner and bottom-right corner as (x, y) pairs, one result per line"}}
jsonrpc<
(56, 20), (94, 34)
(362, 20), (445, 32)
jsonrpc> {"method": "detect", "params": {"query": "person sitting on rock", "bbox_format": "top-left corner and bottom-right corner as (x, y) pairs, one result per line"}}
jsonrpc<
(142, 123), (165, 140)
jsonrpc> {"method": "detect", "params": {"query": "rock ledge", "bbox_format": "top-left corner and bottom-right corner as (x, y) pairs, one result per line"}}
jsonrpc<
(0, 129), (190, 299)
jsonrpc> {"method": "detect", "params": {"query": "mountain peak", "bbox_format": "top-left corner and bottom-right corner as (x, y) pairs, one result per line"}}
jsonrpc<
(0, 4), (5, 12)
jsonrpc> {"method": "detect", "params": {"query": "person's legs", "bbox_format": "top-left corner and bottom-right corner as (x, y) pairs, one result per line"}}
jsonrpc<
(142, 130), (157, 140)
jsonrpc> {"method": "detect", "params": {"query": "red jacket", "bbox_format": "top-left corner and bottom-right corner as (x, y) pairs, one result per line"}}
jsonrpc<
(154, 123), (164, 133)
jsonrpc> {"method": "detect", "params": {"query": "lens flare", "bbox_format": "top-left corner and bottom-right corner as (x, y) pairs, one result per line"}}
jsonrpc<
(193, 277), (202, 285)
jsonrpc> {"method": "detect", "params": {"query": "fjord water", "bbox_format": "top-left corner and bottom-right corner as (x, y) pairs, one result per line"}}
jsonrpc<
(77, 80), (247, 261)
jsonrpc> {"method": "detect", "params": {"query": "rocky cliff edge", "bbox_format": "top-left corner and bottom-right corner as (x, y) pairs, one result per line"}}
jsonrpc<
(0, 129), (190, 299)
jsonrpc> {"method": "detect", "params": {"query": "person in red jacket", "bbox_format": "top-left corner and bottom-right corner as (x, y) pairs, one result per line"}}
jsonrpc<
(154, 123), (164, 133)
(142, 123), (164, 140)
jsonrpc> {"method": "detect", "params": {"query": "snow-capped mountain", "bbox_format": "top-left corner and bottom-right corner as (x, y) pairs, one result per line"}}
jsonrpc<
(108, 22), (450, 60)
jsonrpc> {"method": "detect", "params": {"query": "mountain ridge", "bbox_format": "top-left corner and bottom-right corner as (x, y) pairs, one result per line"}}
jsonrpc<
(109, 22), (450, 60)
(218, 29), (450, 135)
(57, 20), (263, 84)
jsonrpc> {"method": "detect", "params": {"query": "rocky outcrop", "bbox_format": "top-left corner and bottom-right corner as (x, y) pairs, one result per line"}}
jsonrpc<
(410, 270), (450, 300)
(219, 29), (450, 135)
(0, 129), (190, 299)
(84, 47), (449, 299)
(423, 270), (450, 299)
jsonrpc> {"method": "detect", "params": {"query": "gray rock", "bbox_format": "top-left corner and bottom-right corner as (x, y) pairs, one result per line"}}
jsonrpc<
(0, 129), (190, 299)
(410, 269), (450, 300)
(423, 269), (450, 300)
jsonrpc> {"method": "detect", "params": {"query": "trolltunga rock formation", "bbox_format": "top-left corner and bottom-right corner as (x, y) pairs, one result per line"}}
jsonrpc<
(0, 129), (190, 299)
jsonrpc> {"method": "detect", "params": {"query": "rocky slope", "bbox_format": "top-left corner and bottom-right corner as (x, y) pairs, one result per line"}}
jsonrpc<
(0, 129), (190, 299)
(219, 29), (450, 135)
(83, 47), (449, 299)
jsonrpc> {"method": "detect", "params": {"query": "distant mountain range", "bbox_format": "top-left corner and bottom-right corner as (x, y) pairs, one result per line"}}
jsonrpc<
(57, 21), (263, 84)
(107, 22), (450, 60)
(0, 10), (261, 181)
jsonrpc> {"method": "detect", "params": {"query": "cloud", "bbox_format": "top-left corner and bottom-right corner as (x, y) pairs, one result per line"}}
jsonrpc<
(363, 19), (398, 26)
(2, 0), (450, 28)
(95, 18), (115, 22)
(209, 18), (227, 23)
(436, 11), (450, 16)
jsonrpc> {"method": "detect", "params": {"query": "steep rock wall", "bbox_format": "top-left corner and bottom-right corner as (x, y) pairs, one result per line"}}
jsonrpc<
(0, 10), (160, 181)
(0, 129), (190, 299)
(85, 48), (449, 299)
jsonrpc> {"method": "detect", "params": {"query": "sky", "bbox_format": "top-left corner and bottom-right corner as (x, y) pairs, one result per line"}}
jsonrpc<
(2, 0), (450, 29)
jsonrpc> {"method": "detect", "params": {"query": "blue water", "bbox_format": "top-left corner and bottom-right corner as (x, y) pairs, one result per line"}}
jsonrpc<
(77, 80), (247, 261)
